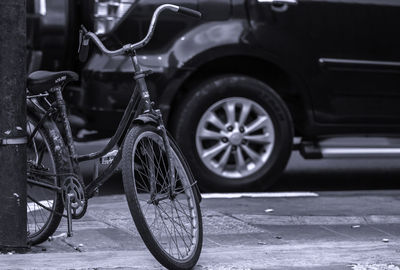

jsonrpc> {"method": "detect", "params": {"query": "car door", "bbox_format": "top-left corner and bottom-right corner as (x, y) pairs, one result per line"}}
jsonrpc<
(248, 0), (400, 127)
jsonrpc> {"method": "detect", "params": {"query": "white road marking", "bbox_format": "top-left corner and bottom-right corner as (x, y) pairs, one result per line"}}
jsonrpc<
(229, 214), (400, 226)
(351, 264), (400, 270)
(201, 192), (319, 199)
(27, 200), (53, 213)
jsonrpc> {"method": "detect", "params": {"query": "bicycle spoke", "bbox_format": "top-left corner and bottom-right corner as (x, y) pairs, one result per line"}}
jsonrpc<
(156, 206), (183, 258)
(172, 199), (193, 222)
(152, 141), (171, 193)
(139, 140), (164, 190)
(158, 202), (191, 238)
(173, 201), (194, 241)
(142, 139), (170, 194)
(158, 202), (191, 257)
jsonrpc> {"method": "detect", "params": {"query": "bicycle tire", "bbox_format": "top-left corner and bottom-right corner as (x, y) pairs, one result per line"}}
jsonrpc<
(122, 124), (203, 270)
(26, 113), (70, 245)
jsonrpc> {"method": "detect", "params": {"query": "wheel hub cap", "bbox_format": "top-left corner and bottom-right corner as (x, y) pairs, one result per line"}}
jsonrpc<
(196, 97), (275, 179)
(228, 131), (242, 145)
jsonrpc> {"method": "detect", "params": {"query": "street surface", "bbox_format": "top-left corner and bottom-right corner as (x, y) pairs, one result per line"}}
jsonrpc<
(6, 139), (400, 269)
(2, 190), (400, 269)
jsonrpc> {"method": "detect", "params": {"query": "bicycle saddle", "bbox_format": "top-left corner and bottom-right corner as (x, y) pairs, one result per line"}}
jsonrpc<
(27, 70), (78, 94)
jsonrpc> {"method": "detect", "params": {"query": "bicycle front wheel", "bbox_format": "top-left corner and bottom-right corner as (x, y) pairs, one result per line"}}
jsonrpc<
(122, 125), (203, 270)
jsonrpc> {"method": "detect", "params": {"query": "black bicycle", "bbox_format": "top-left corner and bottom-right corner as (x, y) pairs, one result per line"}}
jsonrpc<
(25, 4), (203, 270)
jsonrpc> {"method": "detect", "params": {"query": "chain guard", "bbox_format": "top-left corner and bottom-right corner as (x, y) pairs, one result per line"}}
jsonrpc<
(61, 176), (87, 219)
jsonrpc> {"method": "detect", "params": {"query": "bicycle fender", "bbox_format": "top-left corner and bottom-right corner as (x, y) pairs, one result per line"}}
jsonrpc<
(132, 114), (158, 126)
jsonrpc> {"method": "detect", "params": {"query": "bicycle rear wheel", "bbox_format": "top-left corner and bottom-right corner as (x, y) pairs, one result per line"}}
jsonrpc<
(122, 125), (203, 270)
(26, 115), (68, 245)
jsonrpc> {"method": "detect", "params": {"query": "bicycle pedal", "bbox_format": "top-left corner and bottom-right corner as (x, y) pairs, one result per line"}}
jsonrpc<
(100, 150), (118, 165)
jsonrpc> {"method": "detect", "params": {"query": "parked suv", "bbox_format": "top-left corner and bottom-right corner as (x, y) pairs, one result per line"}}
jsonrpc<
(29, 0), (400, 191)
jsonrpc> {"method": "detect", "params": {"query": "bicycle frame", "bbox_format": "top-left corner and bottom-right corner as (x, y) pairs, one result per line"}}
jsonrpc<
(27, 74), (143, 214)
(80, 52), (176, 198)
(27, 3), (202, 213)
(28, 53), (176, 201)
(26, 9), (205, 269)
(63, 57), (173, 200)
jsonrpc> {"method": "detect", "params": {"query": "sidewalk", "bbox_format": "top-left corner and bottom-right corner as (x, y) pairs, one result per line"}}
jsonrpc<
(2, 191), (400, 270)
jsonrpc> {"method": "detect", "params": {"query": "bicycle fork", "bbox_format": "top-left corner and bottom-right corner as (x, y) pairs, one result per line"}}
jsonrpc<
(131, 54), (177, 198)
(156, 112), (177, 197)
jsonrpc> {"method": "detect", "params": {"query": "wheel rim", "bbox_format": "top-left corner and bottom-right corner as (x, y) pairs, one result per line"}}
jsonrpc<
(132, 131), (200, 261)
(196, 97), (275, 178)
(26, 119), (58, 239)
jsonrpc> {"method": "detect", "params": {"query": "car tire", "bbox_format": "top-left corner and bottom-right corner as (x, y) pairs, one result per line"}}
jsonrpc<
(172, 75), (294, 192)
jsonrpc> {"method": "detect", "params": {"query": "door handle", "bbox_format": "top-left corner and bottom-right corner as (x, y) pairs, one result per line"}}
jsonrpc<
(258, 0), (298, 5)
(258, 0), (297, 12)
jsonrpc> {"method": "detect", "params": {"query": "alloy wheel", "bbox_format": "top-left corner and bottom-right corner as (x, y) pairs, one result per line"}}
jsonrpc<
(195, 97), (275, 178)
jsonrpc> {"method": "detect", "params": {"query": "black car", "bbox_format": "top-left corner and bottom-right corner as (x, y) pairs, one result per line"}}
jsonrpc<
(28, 0), (400, 192)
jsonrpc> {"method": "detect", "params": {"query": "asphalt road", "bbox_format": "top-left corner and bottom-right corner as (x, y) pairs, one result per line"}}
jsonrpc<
(275, 151), (400, 191)
(74, 139), (400, 195)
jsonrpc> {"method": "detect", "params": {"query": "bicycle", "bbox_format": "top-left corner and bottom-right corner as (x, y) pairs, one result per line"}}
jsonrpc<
(26, 4), (203, 270)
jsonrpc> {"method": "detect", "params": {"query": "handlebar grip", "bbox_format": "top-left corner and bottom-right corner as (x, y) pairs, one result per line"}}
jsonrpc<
(81, 25), (88, 34)
(177, 6), (202, 19)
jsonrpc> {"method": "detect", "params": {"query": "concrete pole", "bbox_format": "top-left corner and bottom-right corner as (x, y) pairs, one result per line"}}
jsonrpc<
(0, 0), (28, 252)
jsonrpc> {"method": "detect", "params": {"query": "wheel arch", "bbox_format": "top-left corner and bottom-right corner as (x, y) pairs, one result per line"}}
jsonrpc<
(167, 53), (308, 136)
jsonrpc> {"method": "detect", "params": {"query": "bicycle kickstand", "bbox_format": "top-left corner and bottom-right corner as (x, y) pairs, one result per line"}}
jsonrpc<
(66, 193), (74, 237)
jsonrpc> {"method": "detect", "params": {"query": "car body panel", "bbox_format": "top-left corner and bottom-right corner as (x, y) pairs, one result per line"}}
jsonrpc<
(29, 0), (400, 136)
(82, 0), (249, 131)
(248, 0), (400, 127)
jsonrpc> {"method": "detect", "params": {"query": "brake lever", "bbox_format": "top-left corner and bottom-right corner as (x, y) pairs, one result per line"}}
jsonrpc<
(80, 25), (89, 34)
(78, 29), (90, 62)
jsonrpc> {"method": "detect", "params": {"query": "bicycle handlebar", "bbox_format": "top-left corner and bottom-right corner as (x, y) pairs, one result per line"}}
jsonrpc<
(78, 4), (202, 61)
